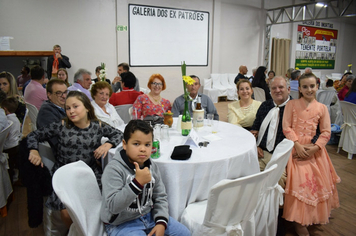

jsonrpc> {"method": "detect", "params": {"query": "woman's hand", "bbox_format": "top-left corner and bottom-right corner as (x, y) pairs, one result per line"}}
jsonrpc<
(28, 150), (43, 167)
(93, 143), (113, 159)
(294, 141), (309, 159)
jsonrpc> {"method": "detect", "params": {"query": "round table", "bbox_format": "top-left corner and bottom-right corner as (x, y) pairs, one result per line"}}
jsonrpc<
(107, 118), (259, 220)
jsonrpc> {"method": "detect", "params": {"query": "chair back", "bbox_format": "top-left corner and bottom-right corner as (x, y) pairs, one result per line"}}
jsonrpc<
(316, 90), (337, 114)
(255, 139), (294, 236)
(204, 78), (212, 89)
(52, 161), (106, 236)
(338, 101), (356, 155)
(228, 74), (237, 88)
(0, 121), (13, 211)
(25, 102), (38, 131)
(252, 87), (266, 102)
(220, 74), (234, 89)
(115, 104), (133, 124)
(39, 142), (56, 174)
(0, 121), (13, 154)
(20, 108), (29, 135)
(202, 164), (277, 235)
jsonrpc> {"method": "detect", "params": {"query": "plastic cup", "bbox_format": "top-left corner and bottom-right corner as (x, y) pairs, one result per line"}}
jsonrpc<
(207, 114), (214, 126)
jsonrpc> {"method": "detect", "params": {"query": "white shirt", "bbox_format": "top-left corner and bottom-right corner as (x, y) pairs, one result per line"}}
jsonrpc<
(4, 113), (21, 150)
(91, 100), (124, 129)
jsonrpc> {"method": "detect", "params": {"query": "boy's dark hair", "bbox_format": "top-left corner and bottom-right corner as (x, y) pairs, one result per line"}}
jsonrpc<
(124, 120), (153, 143)
(121, 72), (136, 89)
(1, 97), (19, 113)
(0, 90), (6, 104)
(326, 79), (334, 87)
(31, 65), (45, 80)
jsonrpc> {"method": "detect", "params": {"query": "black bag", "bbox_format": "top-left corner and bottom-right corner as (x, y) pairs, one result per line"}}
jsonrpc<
(171, 145), (192, 160)
(143, 115), (164, 126)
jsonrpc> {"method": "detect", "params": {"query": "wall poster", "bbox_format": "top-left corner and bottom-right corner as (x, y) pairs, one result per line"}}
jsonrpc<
(295, 24), (338, 69)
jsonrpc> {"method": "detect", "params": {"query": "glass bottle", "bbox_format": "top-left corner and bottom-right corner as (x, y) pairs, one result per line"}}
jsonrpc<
(196, 95), (202, 110)
(181, 100), (192, 136)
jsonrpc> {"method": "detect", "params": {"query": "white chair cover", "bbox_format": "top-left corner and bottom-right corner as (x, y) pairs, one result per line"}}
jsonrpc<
(254, 139), (294, 236)
(316, 90), (337, 119)
(181, 164), (278, 236)
(203, 78), (219, 103)
(338, 101), (356, 159)
(332, 99), (343, 126)
(115, 104), (133, 124)
(252, 87), (266, 102)
(0, 121), (13, 209)
(220, 74), (237, 100)
(25, 102), (39, 131)
(228, 74), (237, 88)
(139, 87), (150, 94)
(289, 90), (299, 100)
(20, 108), (29, 135)
(52, 161), (106, 236)
(211, 74), (228, 97)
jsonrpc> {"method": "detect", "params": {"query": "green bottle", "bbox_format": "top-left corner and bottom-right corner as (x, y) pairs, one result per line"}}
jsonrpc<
(181, 100), (192, 136)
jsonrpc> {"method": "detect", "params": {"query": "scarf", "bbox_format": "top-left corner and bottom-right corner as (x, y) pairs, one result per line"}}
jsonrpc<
(257, 97), (290, 152)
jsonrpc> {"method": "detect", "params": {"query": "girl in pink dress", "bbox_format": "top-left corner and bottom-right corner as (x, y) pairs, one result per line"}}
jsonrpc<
(282, 73), (340, 236)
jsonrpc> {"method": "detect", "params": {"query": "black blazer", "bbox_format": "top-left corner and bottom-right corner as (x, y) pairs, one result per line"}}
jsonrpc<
(47, 54), (71, 78)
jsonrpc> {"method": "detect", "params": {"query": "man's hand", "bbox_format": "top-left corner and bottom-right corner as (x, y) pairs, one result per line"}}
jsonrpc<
(134, 162), (151, 185)
(112, 76), (121, 84)
(28, 150), (43, 167)
(147, 224), (165, 236)
(250, 130), (258, 139)
(56, 53), (62, 59)
(257, 146), (264, 159)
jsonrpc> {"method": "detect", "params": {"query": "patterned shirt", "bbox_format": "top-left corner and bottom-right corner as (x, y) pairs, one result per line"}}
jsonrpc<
(132, 94), (171, 119)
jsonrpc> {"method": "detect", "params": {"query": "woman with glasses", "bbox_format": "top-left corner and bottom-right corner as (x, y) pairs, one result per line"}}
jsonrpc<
(132, 74), (171, 119)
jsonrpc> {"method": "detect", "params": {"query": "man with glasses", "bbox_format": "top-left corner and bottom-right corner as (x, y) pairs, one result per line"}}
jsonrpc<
(37, 79), (68, 153)
(171, 75), (219, 120)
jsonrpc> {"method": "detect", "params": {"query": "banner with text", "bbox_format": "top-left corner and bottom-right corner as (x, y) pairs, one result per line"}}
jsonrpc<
(129, 4), (209, 66)
(295, 25), (338, 69)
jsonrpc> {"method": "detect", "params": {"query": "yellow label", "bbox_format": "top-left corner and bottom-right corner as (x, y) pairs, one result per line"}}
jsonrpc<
(181, 121), (192, 129)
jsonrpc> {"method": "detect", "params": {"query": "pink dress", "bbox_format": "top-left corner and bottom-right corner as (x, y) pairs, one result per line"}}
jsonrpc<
(132, 94), (171, 119)
(282, 98), (340, 226)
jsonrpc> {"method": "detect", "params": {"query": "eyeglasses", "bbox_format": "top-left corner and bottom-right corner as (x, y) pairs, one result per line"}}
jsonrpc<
(151, 82), (163, 87)
(54, 90), (68, 97)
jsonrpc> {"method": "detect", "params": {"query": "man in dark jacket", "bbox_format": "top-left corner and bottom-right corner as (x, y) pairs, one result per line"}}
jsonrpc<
(47, 45), (71, 79)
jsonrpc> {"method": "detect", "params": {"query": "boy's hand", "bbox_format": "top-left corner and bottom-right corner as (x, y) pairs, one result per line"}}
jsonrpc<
(134, 162), (151, 185)
(147, 224), (165, 236)
(28, 150), (43, 167)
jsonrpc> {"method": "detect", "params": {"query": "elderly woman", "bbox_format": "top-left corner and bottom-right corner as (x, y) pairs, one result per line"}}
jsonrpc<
(266, 70), (275, 85)
(0, 71), (26, 123)
(132, 73), (171, 119)
(91, 81), (124, 128)
(228, 79), (261, 130)
(57, 68), (71, 87)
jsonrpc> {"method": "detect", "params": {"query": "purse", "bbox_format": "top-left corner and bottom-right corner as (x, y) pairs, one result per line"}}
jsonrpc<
(171, 145), (192, 160)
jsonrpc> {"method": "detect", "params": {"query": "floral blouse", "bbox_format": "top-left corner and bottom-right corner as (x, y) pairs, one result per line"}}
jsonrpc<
(132, 94), (171, 119)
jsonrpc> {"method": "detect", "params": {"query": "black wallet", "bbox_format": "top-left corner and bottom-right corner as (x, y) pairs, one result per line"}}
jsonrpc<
(171, 145), (192, 160)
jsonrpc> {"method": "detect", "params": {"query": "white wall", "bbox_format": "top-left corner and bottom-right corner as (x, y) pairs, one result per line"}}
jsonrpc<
(0, 0), (355, 102)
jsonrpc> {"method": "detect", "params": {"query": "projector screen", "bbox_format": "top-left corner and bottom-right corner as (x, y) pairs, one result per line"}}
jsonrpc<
(128, 4), (209, 67)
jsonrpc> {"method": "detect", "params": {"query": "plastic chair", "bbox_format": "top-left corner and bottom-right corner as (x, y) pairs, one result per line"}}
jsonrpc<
(0, 121), (13, 216)
(52, 160), (106, 236)
(25, 102), (39, 131)
(181, 164), (278, 236)
(254, 139), (294, 236)
(337, 101), (356, 159)
(203, 78), (219, 103)
(252, 87), (266, 102)
(115, 104), (133, 124)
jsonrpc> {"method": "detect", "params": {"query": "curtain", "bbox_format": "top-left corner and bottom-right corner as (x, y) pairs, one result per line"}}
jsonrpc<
(270, 38), (291, 77)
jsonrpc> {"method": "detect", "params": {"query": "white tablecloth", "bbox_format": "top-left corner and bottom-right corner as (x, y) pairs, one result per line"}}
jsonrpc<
(107, 118), (259, 220)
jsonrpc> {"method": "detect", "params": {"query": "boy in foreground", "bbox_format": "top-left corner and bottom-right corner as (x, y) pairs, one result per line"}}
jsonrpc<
(100, 120), (190, 236)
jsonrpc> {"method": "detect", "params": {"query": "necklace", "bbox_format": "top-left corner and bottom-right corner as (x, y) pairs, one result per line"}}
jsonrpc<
(149, 93), (161, 103)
